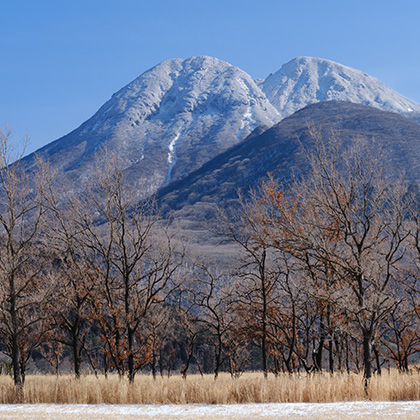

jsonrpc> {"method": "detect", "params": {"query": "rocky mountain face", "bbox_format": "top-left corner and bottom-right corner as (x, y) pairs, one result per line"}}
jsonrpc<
(19, 53), (420, 261)
(22, 55), (420, 202)
(30, 56), (280, 193)
(262, 57), (420, 120)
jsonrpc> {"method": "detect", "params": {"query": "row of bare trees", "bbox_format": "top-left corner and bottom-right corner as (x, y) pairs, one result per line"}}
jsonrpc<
(47, 153), (187, 383)
(2, 125), (420, 391)
(0, 128), (188, 389)
(222, 129), (420, 389)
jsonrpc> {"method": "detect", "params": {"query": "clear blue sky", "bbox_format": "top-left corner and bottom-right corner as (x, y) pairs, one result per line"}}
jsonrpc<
(1, 0), (420, 154)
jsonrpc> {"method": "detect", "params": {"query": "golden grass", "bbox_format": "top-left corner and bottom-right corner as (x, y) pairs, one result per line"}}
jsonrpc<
(0, 370), (419, 404)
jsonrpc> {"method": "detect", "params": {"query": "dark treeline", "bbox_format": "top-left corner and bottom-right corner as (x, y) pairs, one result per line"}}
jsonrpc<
(1, 126), (420, 394)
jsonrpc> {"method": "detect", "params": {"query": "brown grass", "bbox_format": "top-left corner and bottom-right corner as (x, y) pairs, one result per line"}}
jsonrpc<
(0, 370), (419, 404)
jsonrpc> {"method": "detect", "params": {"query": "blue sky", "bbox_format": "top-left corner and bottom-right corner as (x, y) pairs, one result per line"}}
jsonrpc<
(1, 0), (420, 154)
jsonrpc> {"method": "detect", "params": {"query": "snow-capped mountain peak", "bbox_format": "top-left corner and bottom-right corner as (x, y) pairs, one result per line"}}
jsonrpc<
(31, 55), (420, 198)
(262, 56), (420, 118)
(40, 56), (280, 191)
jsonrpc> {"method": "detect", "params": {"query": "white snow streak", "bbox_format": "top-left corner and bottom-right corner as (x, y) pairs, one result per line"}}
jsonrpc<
(166, 128), (183, 184)
(140, 131), (149, 160)
(168, 132), (180, 164)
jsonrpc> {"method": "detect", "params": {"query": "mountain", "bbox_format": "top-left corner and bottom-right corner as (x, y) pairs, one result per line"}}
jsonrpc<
(29, 56), (280, 193)
(22, 55), (420, 201)
(157, 101), (420, 224)
(262, 57), (420, 120)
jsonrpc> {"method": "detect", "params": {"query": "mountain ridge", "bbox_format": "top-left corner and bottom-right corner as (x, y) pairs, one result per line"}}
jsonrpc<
(157, 101), (420, 217)
(262, 56), (420, 119)
(22, 55), (420, 199)
(31, 56), (280, 194)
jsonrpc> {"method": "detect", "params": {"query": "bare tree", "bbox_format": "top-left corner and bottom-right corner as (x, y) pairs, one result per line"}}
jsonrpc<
(71, 151), (184, 382)
(42, 181), (98, 379)
(187, 263), (235, 379)
(0, 127), (55, 392)
(382, 298), (420, 372)
(255, 130), (409, 388)
(220, 193), (282, 378)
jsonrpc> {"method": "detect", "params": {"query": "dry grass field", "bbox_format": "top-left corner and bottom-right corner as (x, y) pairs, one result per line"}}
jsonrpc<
(0, 370), (420, 405)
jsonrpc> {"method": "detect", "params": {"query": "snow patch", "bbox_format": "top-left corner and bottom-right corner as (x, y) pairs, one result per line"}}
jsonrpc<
(140, 131), (149, 160)
(91, 121), (101, 132)
(2, 402), (420, 419)
(237, 78), (251, 95)
(237, 106), (257, 141)
(166, 127), (184, 184)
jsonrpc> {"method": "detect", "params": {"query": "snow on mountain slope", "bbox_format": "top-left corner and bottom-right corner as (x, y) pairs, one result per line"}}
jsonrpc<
(262, 57), (420, 119)
(37, 56), (280, 192)
(27, 55), (420, 198)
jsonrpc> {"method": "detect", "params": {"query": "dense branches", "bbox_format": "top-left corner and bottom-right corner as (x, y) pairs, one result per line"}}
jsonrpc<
(0, 127), (55, 390)
(230, 130), (414, 386)
(52, 152), (184, 382)
(2, 125), (420, 388)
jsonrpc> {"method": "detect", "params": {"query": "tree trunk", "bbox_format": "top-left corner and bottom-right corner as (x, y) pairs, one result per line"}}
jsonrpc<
(327, 306), (334, 374)
(313, 314), (325, 371)
(345, 334), (350, 375)
(152, 348), (157, 380)
(104, 353), (108, 379)
(181, 334), (196, 380)
(373, 344), (382, 376)
(362, 328), (373, 393)
(260, 249), (268, 379)
(10, 275), (22, 388)
(329, 339), (334, 374)
(72, 317), (81, 379)
(11, 332), (21, 387)
(214, 331), (223, 380)
(127, 326), (135, 383)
